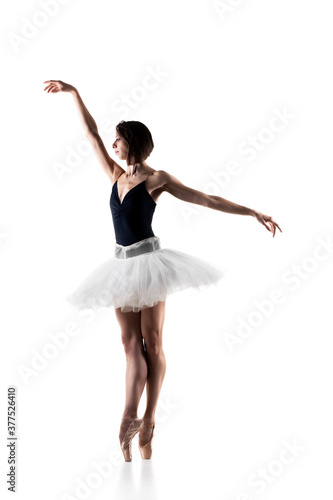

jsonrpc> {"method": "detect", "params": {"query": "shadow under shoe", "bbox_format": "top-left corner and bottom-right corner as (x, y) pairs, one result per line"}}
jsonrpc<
(120, 417), (144, 462)
(138, 422), (155, 460)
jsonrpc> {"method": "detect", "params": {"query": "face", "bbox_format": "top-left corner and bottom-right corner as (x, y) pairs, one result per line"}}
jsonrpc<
(112, 134), (128, 161)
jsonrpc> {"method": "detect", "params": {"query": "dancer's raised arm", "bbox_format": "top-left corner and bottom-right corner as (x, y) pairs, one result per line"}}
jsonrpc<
(159, 170), (282, 238)
(43, 80), (117, 181)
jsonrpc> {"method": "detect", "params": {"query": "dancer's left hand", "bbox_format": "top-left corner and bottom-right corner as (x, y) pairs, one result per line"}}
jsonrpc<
(253, 211), (282, 238)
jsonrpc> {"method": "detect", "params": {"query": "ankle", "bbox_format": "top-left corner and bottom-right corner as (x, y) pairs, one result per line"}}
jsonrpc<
(142, 416), (155, 425)
(121, 412), (138, 422)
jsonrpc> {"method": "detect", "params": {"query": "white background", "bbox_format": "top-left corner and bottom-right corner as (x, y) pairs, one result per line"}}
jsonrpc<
(1, 0), (332, 499)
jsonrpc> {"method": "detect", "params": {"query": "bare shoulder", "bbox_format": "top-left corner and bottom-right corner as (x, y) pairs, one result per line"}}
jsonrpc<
(147, 169), (186, 204)
(150, 169), (210, 207)
(150, 169), (178, 189)
(152, 169), (185, 191)
(134, 168), (167, 204)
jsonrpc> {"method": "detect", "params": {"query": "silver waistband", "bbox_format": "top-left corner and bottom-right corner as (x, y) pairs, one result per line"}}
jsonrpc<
(114, 236), (161, 259)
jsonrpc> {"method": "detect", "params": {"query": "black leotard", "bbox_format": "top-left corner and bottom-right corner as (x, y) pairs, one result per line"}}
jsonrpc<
(110, 172), (156, 246)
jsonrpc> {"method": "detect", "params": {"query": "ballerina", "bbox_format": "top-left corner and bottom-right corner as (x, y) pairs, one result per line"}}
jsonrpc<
(43, 79), (282, 461)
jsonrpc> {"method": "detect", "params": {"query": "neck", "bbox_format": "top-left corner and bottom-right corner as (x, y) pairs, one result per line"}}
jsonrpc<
(125, 160), (149, 177)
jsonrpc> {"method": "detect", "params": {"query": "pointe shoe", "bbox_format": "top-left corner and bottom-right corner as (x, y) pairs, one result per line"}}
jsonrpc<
(119, 417), (144, 462)
(138, 422), (155, 460)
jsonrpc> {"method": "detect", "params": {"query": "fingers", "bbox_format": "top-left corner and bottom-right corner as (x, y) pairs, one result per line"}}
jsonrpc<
(256, 212), (282, 238)
(270, 218), (283, 235)
(44, 82), (59, 93)
(261, 218), (276, 237)
(259, 217), (271, 232)
(269, 222), (276, 238)
(270, 221), (283, 238)
(43, 80), (61, 93)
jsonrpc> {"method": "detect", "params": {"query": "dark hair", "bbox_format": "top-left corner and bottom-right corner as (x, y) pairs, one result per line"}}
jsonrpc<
(115, 120), (154, 164)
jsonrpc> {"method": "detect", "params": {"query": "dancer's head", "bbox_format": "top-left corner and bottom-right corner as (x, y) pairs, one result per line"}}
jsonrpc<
(113, 120), (154, 166)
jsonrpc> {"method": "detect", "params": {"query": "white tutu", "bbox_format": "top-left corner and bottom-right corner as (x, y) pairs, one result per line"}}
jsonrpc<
(64, 236), (226, 313)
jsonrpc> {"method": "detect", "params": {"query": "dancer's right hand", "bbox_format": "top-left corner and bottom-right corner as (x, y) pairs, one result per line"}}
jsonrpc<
(43, 80), (76, 93)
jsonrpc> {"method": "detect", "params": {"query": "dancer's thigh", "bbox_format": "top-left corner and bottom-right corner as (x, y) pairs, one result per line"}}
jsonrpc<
(140, 301), (166, 346)
(115, 307), (143, 345)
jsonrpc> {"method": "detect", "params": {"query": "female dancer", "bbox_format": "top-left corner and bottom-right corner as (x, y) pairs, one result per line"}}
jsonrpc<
(43, 80), (282, 461)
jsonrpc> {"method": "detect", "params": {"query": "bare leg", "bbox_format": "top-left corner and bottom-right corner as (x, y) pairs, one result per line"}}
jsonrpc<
(140, 301), (166, 429)
(114, 307), (147, 441)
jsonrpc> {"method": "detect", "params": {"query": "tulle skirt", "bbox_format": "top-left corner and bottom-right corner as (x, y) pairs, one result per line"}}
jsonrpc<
(64, 236), (226, 313)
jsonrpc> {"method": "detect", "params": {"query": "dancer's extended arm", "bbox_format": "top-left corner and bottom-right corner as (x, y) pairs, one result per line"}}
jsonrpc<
(43, 80), (117, 181)
(158, 170), (282, 237)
